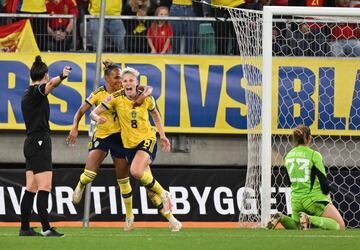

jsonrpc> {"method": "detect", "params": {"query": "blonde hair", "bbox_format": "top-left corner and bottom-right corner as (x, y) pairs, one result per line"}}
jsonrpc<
(120, 67), (140, 78)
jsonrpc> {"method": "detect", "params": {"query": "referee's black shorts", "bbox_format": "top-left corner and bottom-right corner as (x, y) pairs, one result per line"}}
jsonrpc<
(23, 133), (52, 174)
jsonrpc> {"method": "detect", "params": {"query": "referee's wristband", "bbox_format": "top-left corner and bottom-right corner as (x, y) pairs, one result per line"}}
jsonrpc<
(59, 73), (68, 81)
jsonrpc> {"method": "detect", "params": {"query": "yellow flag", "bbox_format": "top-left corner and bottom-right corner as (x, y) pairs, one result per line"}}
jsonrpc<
(0, 19), (40, 53)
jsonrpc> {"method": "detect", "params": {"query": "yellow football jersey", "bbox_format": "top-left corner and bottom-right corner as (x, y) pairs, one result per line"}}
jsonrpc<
(172, 0), (192, 5)
(212, 0), (245, 7)
(88, 0), (122, 16)
(86, 86), (121, 139)
(103, 91), (157, 149)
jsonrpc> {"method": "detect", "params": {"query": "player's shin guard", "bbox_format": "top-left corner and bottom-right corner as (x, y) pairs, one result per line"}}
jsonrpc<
(77, 169), (97, 190)
(20, 190), (36, 231)
(308, 216), (340, 230)
(140, 171), (165, 195)
(117, 177), (133, 218)
(37, 190), (51, 232)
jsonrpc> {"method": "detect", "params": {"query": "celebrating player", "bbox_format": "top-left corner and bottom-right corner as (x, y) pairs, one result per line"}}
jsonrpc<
(267, 124), (345, 230)
(20, 56), (71, 237)
(68, 60), (151, 231)
(90, 67), (182, 232)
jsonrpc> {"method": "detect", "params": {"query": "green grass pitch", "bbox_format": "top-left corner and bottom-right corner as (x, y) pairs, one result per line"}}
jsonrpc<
(1, 227), (359, 250)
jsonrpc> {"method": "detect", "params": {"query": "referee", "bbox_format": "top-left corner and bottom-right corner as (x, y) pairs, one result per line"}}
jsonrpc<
(20, 56), (71, 237)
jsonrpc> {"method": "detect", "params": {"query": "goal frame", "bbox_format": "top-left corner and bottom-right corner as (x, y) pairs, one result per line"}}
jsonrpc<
(261, 6), (360, 227)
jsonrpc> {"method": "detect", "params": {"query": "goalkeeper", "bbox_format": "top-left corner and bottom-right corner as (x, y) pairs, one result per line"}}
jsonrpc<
(267, 124), (345, 230)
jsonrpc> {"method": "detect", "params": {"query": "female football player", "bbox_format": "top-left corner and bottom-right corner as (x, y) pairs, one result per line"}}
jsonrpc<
(90, 67), (182, 232)
(267, 124), (345, 230)
(68, 60), (151, 231)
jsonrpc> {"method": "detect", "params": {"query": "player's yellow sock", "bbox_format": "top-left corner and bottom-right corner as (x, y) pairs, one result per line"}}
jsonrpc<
(140, 171), (165, 195)
(147, 190), (173, 221)
(117, 177), (133, 218)
(77, 169), (97, 190)
(160, 208), (173, 221)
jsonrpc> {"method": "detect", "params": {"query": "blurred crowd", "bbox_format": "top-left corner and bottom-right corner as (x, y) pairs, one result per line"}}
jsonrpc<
(0, 0), (359, 56)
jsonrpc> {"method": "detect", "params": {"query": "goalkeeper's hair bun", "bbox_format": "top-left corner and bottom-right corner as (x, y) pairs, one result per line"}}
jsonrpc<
(293, 124), (311, 146)
(294, 128), (303, 137)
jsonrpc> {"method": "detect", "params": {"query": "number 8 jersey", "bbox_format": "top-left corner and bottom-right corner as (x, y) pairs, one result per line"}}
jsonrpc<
(102, 90), (157, 149)
(284, 145), (329, 200)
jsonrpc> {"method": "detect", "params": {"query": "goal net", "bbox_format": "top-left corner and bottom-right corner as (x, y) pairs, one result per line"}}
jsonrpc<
(225, 6), (360, 228)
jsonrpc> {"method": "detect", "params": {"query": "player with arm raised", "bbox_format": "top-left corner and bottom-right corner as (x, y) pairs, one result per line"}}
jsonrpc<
(267, 124), (345, 230)
(90, 67), (182, 232)
(69, 60), (151, 231)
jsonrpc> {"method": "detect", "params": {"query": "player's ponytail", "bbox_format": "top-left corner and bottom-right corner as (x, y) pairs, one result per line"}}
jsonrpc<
(30, 55), (48, 82)
(293, 124), (311, 146)
(103, 59), (120, 76)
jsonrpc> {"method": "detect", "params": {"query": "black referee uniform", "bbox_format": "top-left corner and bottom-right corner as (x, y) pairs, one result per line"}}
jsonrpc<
(21, 83), (52, 173)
